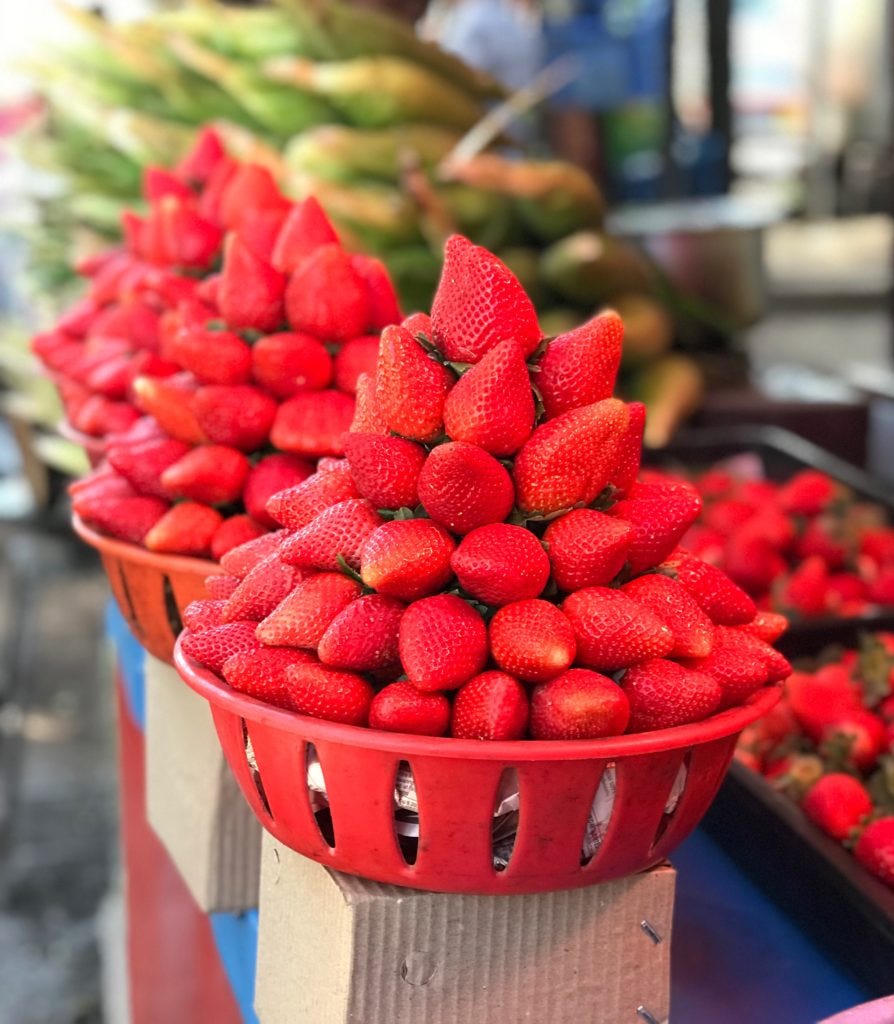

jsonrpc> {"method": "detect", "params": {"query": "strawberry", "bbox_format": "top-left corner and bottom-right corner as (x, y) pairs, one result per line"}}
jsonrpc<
(281, 660), (374, 726)
(144, 165), (196, 203)
(285, 243), (369, 342)
(318, 594), (404, 673)
(160, 445), (250, 505)
(369, 682), (450, 737)
(144, 501), (222, 556)
(182, 599), (227, 633)
(451, 672), (529, 740)
(543, 509), (631, 591)
(192, 384), (279, 451)
(280, 498), (383, 571)
(271, 390), (355, 457)
(801, 774), (873, 840)
(442, 338), (534, 456)
(223, 551), (303, 623)
(621, 574), (714, 658)
(785, 666), (864, 743)
(132, 373), (206, 445)
(869, 568), (894, 607)
(265, 465), (359, 532)
(76, 493), (169, 545)
(106, 437), (190, 499)
(220, 529), (286, 577)
(820, 712), (887, 772)
(218, 235), (286, 332)
(659, 552), (756, 625)
(351, 254), (402, 330)
(375, 324), (453, 442)
(860, 529), (894, 567)
(740, 610), (789, 644)
(530, 669), (630, 740)
(156, 200), (224, 270)
(71, 396), (140, 436)
(343, 433), (426, 510)
(621, 659), (722, 732)
(243, 454), (315, 529)
(450, 524), (549, 606)
(236, 207), (289, 263)
(536, 310), (623, 419)
(514, 398), (630, 517)
(776, 470), (839, 517)
(854, 817), (894, 887)
(776, 555), (829, 617)
(351, 372), (389, 434)
(609, 481), (702, 574)
(333, 334), (380, 394)
(218, 164), (289, 231)
(222, 646), (315, 710)
(684, 626), (788, 707)
(488, 599), (576, 683)
(211, 515), (268, 561)
(176, 125), (225, 185)
(361, 519), (455, 601)
(205, 575), (242, 601)
(562, 587), (674, 672)
(796, 517), (848, 569)
(180, 621), (262, 674)
(399, 594), (487, 691)
(251, 332), (333, 398)
(722, 531), (787, 596)
(402, 312), (432, 337)
(606, 401), (645, 498)
(271, 196), (340, 275)
(256, 573), (361, 648)
(430, 235), (541, 363)
(197, 156), (238, 224)
(417, 442), (514, 535)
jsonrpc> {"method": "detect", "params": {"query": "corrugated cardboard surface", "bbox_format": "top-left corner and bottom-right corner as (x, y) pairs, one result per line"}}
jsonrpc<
(256, 835), (674, 1024)
(145, 656), (261, 913)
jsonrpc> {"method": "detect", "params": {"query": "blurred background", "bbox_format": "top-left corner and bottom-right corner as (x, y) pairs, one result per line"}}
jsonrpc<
(0, 1), (893, 1020)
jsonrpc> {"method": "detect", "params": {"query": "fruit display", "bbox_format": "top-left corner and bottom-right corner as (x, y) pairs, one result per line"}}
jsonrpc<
(735, 633), (894, 890)
(40, 132), (401, 560)
(178, 233), (788, 742)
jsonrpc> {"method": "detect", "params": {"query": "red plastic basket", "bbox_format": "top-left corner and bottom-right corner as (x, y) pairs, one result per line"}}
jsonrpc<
(58, 419), (106, 469)
(175, 637), (780, 894)
(74, 515), (221, 664)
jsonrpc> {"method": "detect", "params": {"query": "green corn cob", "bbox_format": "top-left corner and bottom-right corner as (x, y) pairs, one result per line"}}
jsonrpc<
(540, 232), (655, 306)
(265, 55), (484, 131)
(150, 3), (312, 61)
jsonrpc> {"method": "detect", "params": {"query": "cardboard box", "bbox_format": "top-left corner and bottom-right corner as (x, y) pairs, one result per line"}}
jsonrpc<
(145, 656), (261, 913)
(255, 835), (674, 1024)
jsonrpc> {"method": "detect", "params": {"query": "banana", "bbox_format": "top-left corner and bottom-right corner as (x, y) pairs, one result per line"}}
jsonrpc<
(630, 354), (705, 448)
(540, 232), (655, 305)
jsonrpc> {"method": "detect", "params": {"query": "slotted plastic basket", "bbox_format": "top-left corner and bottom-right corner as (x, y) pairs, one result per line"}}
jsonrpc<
(74, 515), (221, 664)
(59, 420), (106, 469)
(175, 637), (779, 894)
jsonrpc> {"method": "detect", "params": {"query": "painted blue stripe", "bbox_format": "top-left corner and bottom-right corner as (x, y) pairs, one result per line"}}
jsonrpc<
(105, 601), (146, 730)
(210, 910), (260, 1024)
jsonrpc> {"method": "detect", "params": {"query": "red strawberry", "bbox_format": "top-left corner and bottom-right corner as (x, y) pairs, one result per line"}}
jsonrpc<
(740, 610), (789, 644)
(107, 437), (190, 499)
(442, 338), (534, 455)
(537, 310), (623, 419)
(333, 334), (380, 394)
(219, 529), (286, 577)
(223, 551), (303, 623)
(160, 445), (250, 505)
(450, 524), (549, 606)
(562, 587), (674, 671)
(860, 529), (894, 567)
(197, 156), (238, 223)
(801, 774), (873, 840)
(282, 661), (373, 726)
(361, 519), (455, 601)
(369, 682), (449, 737)
(796, 517), (847, 569)
(318, 594), (404, 673)
(777, 555), (830, 618)
(279, 498), (383, 571)
(144, 501), (222, 556)
(251, 332), (333, 398)
(430, 235), (541, 363)
(776, 470), (839, 516)
(401, 312), (432, 337)
(132, 373), (206, 445)
(621, 659), (722, 732)
(417, 442), (514, 535)
(71, 396), (140, 436)
(343, 433), (426, 510)
(285, 243), (369, 342)
(514, 399), (630, 517)
(821, 713), (887, 772)
(543, 509), (631, 591)
(266, 466), (359, 530)
(222, 646), (315, 710)
(192, 384), (278, 451)
(182, 599), (226, 633)
(722, 532), (787, 596)
(398, 594), (487, 691)
(271, 390), (354, 457)
(236, 207), (289, 263)
(659, 552), (756, 625)
(621, 574), (714, 658)
(271, 196), (340, 275)
(144, 166), (195, 203)
(76, 493), (169, 545)
(451, 672), (529, 740)
(530, 668), (630, 740)
(610, 480), (702, 574)
(205, 574), (241, 600)
(157, 200), (224, 270)
(180, 621), (262, 674)
(243, 454), (315, 529)
(488, 599), (576, 683)
(854, 817), (894, 887)
(350, 254), (402, 330)
(375, 324), (453, 442)
(606, 401), (645, 499)
(210, 515), (268, 561)
(256, 573), (361, 648)
(351, 372), (389, 434)
(219, 235), (286, 332)
(176, 126), (225, 185)
(826, 573), (869, 612)
(684, 626), (787, 707)
(868, 568), (894, 606)
(218, 164), (289, 230)
(785, 666), (863, 743)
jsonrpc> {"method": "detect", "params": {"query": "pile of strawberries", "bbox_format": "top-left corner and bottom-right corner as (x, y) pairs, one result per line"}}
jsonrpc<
(36, 129), (402, 559)
(680, 461), (894, 619)
(737, 633), (894, 889)
(180, 235), (790, 742)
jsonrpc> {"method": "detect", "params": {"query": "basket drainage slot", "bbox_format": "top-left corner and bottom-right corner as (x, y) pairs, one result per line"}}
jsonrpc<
(650, 753), (691, 853)
(306, 743), (336, 849)
(581, 764), (615, 866)
(394, 760), (419, 865)
(492, 767), (518, 872)
(242, 719), (273, 821)
(162, 575), (183, 637)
